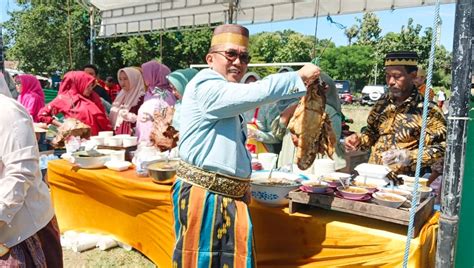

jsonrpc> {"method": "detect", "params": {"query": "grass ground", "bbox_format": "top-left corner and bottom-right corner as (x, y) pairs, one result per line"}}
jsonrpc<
(61, 104), (373, 267)
(341, 104), (372, 134)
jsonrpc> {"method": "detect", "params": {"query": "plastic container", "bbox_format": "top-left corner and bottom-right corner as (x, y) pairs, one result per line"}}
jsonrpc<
(354, 163), (390, 181)
(98, 131), (113, 137)
(132, 145), (159, 177)
(257, 153), (278, 170)
(123, 136), (138, 147)
(106, 137), (122, 147)
(90, 136), (105, 146)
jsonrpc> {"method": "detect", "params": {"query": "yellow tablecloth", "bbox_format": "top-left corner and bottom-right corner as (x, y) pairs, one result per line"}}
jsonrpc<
(47, 160), (437, 268)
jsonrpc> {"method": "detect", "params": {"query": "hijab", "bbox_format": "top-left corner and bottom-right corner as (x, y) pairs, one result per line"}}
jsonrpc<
(57, 71), (109, 133)
(167, 68), (199, 97)
(141, 60), (174, 101)
(16, 74), (45, 122)
(109, 67), (146, 130)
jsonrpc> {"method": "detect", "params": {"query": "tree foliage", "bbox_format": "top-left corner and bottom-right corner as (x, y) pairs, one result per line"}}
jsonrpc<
(3, 0), (89, 74)
(353, 12), (382, 46)
(249, 30), (335, 77)
(319, 45), (376, 90)
(3, 1), (212, 78)
(3, 4), (452, 91)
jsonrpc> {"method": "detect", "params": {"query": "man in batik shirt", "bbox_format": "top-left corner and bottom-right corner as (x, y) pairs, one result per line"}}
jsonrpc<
(345, 51), (446, 183)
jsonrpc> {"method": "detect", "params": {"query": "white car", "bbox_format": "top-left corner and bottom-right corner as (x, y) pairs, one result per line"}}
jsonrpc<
(360, 85), (387, 105)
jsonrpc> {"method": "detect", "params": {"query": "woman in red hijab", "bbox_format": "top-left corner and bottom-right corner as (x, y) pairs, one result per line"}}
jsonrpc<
(15, 74), (45, 122)
(38, 71), (111, 135)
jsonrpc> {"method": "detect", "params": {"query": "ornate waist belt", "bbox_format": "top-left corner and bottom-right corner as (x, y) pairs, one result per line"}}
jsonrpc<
(176, 161), (250, 199)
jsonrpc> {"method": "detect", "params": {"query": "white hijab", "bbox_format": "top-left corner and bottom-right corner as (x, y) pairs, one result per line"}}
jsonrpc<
(0, 73), (13, 98)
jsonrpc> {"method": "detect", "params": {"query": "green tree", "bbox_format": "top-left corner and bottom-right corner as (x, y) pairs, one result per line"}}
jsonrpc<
(249, 30), (334, 77)
(344, 25), (359, 46)
(354, 12), (382, 46)
(319, 45), (376, 91)
(3, 0), (90, 74)
(376, 18), (452, 89)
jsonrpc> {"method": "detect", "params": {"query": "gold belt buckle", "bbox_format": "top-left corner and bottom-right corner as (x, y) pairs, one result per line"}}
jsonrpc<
(209, 172), (218, 190)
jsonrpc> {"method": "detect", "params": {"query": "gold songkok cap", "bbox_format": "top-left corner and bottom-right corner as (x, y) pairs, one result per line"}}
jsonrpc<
(210, 24), (249, 48)
(385, 51), (418, 67)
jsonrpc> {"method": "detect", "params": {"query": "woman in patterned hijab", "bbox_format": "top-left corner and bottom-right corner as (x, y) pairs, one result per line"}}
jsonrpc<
(136, 61), (176, 144)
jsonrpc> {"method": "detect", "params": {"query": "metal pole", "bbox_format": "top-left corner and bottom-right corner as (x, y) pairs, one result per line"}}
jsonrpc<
(0, 25), (4, 73)
(436, 0), (473, 267)
(89, 6), (94, 64)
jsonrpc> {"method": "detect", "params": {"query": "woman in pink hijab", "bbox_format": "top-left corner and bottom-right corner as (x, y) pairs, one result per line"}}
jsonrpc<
(109, 67), (145, 135)
(15, 74), (45, 122)
(38, 71), (111, 135)
(136, 61), (176, 144)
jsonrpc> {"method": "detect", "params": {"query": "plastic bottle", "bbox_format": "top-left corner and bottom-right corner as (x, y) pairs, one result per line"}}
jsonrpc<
(132, 144), (158, 177)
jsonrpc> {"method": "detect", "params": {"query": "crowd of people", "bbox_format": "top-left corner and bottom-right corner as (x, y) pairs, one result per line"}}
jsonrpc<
(0, 23), (451, 267)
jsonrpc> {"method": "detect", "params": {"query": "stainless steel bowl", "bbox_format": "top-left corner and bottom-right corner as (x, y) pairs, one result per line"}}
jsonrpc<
(147, 160), (179, 184)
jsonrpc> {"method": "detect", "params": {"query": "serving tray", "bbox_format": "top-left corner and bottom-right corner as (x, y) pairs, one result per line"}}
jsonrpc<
(288, 189), (434, 237)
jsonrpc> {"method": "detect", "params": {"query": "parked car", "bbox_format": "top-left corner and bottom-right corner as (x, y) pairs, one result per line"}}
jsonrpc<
(360, 85), (387, 105)
(335, 80), (353, 104)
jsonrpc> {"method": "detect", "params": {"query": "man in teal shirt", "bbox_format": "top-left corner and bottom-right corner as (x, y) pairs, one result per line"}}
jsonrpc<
(172, 24), (321, 268)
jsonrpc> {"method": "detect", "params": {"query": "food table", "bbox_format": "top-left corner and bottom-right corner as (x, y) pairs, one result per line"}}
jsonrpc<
(47, 159), (438, 268)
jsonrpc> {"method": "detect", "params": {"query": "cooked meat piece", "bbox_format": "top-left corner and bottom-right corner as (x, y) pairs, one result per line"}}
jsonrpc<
(52, 118), (91, 148)
(150, 107), (179, 151)
(287, 79), (336, 170)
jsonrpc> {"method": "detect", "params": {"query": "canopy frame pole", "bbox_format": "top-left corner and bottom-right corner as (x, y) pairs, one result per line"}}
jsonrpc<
(436, 0), (473, 267)
(0, 25), (4, 73)
(89, 5), (94, 64)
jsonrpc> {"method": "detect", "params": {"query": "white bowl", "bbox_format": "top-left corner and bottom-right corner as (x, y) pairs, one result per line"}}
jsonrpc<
(105, 160), (132, 171)
(123, 136), (138, 147)
(373, 192), (407, 208)
(378, 187), (412, 199)
(355, 163), (390, 181)
(98, 131), (113, 137)
(90, 136), (105, 146)
(399, 185), (433, 199)
(114, 134), (131, 138)
(106, 137), (122, 147)
(250, 171), (302, 206)
(71, 154), (110, 169)
(321, 172), (352, 187)
(353, 176), (387, 192)
(301, 180), (329, 193)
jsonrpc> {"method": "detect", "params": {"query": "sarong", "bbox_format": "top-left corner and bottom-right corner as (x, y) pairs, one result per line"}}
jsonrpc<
(0, 217), (63, 268)
(172, 179), (256, 268)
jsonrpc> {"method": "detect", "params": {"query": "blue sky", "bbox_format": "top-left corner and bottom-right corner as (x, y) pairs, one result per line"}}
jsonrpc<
(246, 3), (456, 50)
(1, 1), (456, 50)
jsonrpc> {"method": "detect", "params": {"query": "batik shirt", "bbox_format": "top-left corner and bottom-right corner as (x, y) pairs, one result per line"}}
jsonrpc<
(358, 87), (446, 176)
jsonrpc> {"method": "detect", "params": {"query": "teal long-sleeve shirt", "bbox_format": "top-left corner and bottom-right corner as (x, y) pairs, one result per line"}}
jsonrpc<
(178, 68), (307, 178)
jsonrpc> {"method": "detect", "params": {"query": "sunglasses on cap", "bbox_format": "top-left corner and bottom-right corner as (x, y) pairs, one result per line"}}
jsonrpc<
(211, 49), (251, 64)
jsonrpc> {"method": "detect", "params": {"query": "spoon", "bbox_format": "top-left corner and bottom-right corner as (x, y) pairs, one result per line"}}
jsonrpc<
(338, 177), (346, 188)
(166, 150), (171, 163)
(267, 155), (279, 180)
